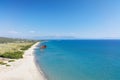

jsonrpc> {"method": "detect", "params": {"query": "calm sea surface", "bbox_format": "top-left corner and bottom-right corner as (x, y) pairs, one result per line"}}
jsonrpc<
(35, 40), (120, 80)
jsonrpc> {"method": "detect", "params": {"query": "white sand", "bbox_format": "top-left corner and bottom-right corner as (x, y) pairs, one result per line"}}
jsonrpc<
(0, 42), (46, 80)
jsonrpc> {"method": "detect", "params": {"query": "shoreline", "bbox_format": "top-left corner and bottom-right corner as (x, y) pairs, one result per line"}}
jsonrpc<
(34, 55), (48, 80)
(0, 42), (46, 80)
(33, 42), (48, 80)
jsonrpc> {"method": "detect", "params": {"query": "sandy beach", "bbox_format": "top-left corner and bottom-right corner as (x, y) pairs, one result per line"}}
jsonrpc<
(0, 42), (46, 80)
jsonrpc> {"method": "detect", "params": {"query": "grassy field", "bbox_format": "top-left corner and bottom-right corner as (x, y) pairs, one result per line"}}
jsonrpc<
(0, 42), (35, 59)
(0, 37), (37, 66)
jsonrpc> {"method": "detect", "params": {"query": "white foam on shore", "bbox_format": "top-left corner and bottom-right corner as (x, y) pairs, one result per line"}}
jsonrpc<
(0, 42), (46, 80)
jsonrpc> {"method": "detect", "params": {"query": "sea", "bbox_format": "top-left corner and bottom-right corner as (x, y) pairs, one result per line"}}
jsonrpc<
(34, 40), (120, 80)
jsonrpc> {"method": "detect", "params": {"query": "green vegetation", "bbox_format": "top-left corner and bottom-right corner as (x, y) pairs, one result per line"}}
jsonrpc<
(20, 44), (34, 50)
(0, 51), (24, 59)
(0, 37), (37, 59)
(6, 64), (11, 67)
(0, 43), (34, 59)
(0, 61), (7, 65)
(0, 37), (37, 43)
(0, 37), (39, 67)
(0, 61), (11, 66)
(8, 60), (15, 62)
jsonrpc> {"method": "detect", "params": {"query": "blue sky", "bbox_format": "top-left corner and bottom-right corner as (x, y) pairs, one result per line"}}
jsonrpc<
(0, 0), (120, 39)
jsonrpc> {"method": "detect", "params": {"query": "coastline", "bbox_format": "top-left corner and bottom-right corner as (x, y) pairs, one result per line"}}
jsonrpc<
(33, 42), (48, 80)
(34, 55), (48, 80)
(0, 42), (46, 80)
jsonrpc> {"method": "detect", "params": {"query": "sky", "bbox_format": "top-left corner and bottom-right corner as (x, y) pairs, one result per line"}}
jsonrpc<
(0, 0), (120, 39)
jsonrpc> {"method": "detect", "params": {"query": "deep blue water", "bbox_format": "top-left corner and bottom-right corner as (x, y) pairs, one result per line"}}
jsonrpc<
(35, 40), (120, 80)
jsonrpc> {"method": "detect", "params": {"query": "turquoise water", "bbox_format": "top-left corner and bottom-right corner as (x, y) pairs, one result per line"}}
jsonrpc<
(35, 40), (120, 80)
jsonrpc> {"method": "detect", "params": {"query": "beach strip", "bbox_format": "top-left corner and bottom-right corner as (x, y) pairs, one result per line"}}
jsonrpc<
(0, 42), (46, 80)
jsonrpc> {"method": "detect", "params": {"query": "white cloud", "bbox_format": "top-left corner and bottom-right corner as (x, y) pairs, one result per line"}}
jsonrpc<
(8, 31), (19, 34)
(29, 31), (35, 33)
(69, 33), (76, 35)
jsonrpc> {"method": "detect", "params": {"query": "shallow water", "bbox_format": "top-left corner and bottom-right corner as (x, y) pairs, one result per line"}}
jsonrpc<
(35, 40), (120, 80)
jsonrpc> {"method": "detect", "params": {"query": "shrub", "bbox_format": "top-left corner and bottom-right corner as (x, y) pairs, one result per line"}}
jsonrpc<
(0, 61), (7, 65)
(0, 51), (23, 59)
(6, 64), (11, 67)
(8, 60), (15, 62)
(20, 44), (33, 50)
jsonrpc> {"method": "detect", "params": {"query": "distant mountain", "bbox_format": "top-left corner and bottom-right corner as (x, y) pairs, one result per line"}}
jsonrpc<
(32, 36), (77, 40)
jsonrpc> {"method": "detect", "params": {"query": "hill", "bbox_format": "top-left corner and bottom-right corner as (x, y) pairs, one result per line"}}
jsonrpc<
(0, 37), (36, 43)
